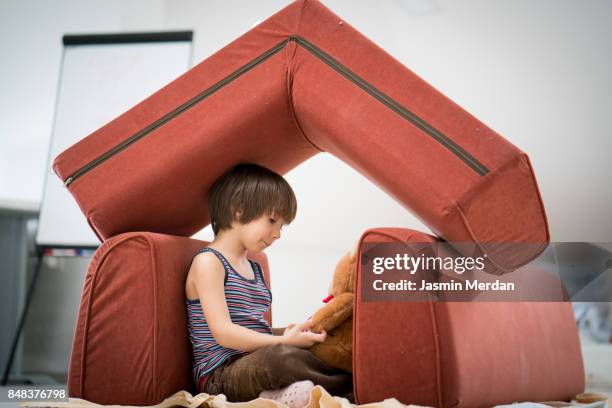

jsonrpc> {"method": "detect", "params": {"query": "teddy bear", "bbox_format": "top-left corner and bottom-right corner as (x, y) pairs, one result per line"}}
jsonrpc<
(307, 241), (358, 373)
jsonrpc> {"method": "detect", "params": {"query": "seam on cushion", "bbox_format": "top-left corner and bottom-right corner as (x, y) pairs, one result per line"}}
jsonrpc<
(352, 233), (363, 403)
(521, 153), (551, 244)
(453, 202), (514, 274)
(79, 233), (148, 396)
(284, 41), (324, 152)
(85, 215), (104, 243)
(360, 230), (396, 242)
(359, 229), (439, 247)
(453, 153), (549, 273)
(146, 234), (158, 401)
(78, 236), (118, 395)
(453, 198), (548, 274)
(427, 302), (444, 408)
(455, 152), (525, 211)
(287, 0), (323, 152)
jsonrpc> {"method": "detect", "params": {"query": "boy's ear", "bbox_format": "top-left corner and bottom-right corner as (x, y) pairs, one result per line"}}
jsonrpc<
(234, 209), (243, 222)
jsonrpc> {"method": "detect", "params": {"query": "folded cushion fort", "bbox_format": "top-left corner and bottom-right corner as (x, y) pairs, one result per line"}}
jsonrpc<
(67, 228), (581, 406)
(53, 0), (548, 273)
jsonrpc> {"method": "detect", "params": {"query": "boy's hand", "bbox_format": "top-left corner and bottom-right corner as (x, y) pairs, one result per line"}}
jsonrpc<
(281, 318), (326, 348)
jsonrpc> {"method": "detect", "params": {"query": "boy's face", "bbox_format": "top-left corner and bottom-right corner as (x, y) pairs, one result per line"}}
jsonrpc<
(234, 211), (286, 253)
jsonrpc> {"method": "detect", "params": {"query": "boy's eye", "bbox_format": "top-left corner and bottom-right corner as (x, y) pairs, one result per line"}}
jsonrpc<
(269, 218), (276, 224)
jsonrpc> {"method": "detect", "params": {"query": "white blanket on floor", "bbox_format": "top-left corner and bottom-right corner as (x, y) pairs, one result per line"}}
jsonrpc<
(18, 385), (431, 408)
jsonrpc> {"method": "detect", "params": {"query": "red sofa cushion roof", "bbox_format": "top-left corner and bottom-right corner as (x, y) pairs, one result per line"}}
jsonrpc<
(53, 0), (548, 272)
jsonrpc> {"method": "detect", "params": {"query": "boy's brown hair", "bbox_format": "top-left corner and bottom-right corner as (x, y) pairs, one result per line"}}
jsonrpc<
(208, 163), (297, 236)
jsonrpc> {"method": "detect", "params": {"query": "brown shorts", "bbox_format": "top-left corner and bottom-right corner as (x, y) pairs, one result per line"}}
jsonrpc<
(201, 344), (353, 403)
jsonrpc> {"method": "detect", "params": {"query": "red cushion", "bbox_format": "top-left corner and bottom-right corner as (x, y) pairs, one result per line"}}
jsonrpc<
(52, 0), (548, 273)
(68, 232), (271, 405)
(353, 228), (584, 406)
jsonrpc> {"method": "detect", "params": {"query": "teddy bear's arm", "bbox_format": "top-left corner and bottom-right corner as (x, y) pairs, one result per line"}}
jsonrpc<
(311, 293), (354, 333)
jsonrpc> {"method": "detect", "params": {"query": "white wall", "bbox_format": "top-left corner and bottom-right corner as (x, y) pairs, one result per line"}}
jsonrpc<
(1, 0), (610, 373)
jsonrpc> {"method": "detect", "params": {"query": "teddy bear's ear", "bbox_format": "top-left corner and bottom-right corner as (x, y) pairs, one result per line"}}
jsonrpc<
(349, 239), (359, 262)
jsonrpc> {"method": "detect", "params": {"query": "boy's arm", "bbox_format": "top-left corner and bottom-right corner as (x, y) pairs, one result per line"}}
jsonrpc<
(192, 253), (283, 352)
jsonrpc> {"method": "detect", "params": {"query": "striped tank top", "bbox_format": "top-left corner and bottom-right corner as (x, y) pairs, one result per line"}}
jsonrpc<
(185, 247), (272, 385)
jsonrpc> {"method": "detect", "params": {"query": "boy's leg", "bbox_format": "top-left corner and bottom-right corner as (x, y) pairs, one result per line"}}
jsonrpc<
(204, 344), (352, 402)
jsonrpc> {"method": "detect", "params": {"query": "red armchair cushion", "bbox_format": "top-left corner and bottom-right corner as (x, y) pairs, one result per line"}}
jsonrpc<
(68, 232), (271, 405)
